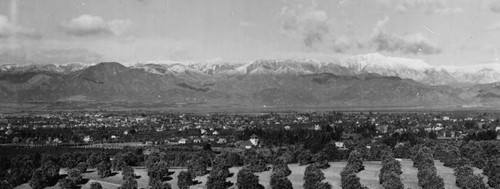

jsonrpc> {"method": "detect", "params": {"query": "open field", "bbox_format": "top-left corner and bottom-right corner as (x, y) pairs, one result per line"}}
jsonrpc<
(14, 159), (489, 189)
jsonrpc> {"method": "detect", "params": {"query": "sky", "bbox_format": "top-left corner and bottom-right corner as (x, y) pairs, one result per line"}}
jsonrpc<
(0, 0), (500, 66)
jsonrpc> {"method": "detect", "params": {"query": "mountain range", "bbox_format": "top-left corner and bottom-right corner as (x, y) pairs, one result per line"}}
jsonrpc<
(1, 53), (500, 108)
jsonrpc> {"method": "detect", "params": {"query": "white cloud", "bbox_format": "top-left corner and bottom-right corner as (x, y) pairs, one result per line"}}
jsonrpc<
(487, 22), (500, 31)
(279, 1), (330, 48)
(489, 0), (500, 13)
(0, 14), (40, 39)
(370, 17), (441, 54)
(0, 47), (102, 64)
(376, 0), (463, 14)
(108, 19), (133, 36)
(331, 35), (362, 53)
(62, 15), (132, 37)
(238, 21), (254, 27)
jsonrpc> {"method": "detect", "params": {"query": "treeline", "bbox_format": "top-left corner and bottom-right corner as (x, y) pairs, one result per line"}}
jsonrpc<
(238, 126), (344, 153)
(340, 150), (368, 189)
(433, 140), (500, 188)
(412, 146), (445, 189)
(379, 151), (404, 189)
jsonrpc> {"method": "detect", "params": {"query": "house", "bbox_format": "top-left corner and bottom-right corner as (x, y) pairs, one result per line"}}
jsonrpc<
(143, 147), (160, 155)
(239, 141), (254, 149)
(193, 138), (202, 143)
(178, 138), (188, 144)
(314, 124), (321, 130)
(284, 126), (291, 130)
(83, 136), (92, 143)
(250, 134), (259, 146)
(217, 138), (227, 144)
(200, 129), (207, 134)
(335, 142), (346, 150)
(212, 131), (219, 135)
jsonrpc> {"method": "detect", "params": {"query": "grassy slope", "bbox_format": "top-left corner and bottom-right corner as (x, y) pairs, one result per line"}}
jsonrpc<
(14, 159), (489, 189)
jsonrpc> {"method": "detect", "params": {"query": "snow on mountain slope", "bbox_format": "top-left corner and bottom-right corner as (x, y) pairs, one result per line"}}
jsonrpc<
(3, 53), (500, 86)
(340, 53), (500, 85)
(0, 63), (91, 74)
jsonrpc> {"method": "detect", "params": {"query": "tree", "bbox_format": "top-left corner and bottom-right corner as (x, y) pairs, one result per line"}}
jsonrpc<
(236, 168), (263, 189)
(455, 166), (488, 189)
(76, 162), (88, 173)
(187, 158), (208, 177)
(67, 168), (83, 184)
(97, 162), (112, 178)
(272, 161), (291, 178)
(347, 150), (364, 172)
(381, 172), (404, 189)
(270, 161), (293, 189)
(41, 160), (60, 181)
(87, 153), (102, 168)
(122, 166), (135, 180)
(150, 181), (172, 189)
(121, 176), (138, 189)
(312, 151), (330, 169)
(178, 171), (193, 189)
(303, 165), (331, 189)
(270, 175), (293, 189)
(28, 169), (48, 189)
(206, 167), (231, 189)
(298, 150), (313, 166)
(90, 182), (103, 189)
(341, 172), (367, 189)
(148, 161), (169, 186)
(59, 178), (77, 189)
(113, 154), (128, 171)
(323, 143), (340, 161)
(485, 158), (500, 188)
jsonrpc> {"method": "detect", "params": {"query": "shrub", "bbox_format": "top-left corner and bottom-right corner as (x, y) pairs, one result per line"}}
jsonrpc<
(28, 169), (48, 189)
(120, 176), (138, 189)
(178, 171), (193, 189)
(187, 158), (208, 177)
(122, 166), (135, 180)
(236, 168), (263, 189)
(206, 167), (231, 189)
(67, 168), (83, 184)
(90, 182), (103, 189)
(59, 178), (77, 189)
(148, 161), (169, 186)
(97, 162), (112, 178)
(298, 150), (313, 166)
(304, 165), (331, 189)
(270, 175), (293, 189)
(347, 150), (364, 172)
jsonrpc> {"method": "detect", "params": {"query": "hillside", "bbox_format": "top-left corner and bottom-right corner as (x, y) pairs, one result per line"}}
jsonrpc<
(0, 61), (472, 108)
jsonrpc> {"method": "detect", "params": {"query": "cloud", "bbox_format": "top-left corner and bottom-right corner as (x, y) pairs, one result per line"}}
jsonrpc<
(238, 21), (254, 28)
(108, 19), (133, 36)
(0, 48), (27, 64)
(280, 1), (330, 48)
(487, 22), (500, 31)
(376, 0), (462, 14)
(370, 17), (441, 54)
(0, 15), (41, 39)
(489, 1), (500, 13)
(61, 15), (132, 37)
(0, 47), (102, 64)
(31, 48), (103, 64)
(331, 35), (362, 53)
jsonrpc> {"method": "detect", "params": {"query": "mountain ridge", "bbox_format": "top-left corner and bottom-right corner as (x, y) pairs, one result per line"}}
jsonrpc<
(1, 54), (500, 108)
